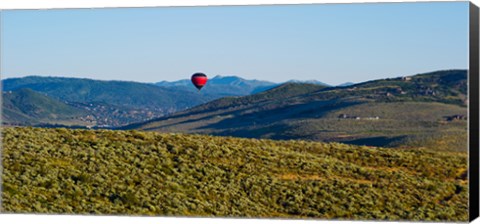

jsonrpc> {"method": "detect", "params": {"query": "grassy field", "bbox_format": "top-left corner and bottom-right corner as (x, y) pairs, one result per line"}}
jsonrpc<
(1, 127), (468, 221)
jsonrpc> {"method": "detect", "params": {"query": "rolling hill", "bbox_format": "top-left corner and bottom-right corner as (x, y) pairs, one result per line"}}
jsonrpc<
(2, 88), (89, 126)
(1, 127), (468, 221)
(127, 70), (468, 150)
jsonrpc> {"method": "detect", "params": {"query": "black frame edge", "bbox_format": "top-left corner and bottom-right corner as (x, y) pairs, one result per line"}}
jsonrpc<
(470, 1), (480, 222)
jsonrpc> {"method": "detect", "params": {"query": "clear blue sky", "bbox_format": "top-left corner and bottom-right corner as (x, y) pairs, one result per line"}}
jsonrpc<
(1, 2), (469, 85)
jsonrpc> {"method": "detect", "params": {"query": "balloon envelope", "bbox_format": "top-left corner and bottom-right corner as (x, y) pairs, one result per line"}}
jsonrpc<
(191, 73), (208, 90)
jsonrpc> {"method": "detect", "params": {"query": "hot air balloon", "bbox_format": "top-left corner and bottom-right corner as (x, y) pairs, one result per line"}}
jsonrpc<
(191, 73), (208, 90)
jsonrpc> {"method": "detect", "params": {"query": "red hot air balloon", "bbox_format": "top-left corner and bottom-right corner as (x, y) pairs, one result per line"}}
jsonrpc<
(191, 73), (208, 90)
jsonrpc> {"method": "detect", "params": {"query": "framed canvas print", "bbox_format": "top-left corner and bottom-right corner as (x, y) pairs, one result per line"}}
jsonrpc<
(0, 0), (479, 223)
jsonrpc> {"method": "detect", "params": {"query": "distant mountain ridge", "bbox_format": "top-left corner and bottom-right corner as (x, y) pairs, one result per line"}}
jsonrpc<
(156, 75), (278, 96)
(2, 76), (210, 109)
(157, 75), (275, 86)
(2, 76), (218, 127)
(286, 79), (331, 86)
(337, 82), (355, 87)
(155, 75), (336, 95)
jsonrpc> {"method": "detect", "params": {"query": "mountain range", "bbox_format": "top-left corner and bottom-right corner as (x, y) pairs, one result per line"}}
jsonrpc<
(2, 76), (215, 127)
(2, 75), (326, 127)
(156, 75), (335, 95)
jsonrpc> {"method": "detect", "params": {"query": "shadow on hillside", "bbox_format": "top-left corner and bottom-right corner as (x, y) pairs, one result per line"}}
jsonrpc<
(339, 136), (407, 147)
(197, 100), (363, 131)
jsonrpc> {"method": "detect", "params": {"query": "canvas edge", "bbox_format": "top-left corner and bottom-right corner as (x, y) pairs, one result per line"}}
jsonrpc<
(469, 1), (480, 222)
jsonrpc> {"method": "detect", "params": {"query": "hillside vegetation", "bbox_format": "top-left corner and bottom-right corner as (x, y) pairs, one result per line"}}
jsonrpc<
(1, 127), (468, 221)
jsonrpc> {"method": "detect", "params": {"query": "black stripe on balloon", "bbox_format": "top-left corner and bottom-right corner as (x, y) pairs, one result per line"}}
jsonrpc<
(192, 73), (207, 77)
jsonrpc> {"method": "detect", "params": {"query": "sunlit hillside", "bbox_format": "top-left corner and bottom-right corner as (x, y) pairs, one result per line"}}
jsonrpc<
(1, 127), (468, 221)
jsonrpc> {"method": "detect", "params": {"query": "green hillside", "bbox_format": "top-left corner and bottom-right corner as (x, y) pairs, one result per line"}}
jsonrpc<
(180, 83), (327, 115)
(2, 88), (89, 126)
(1, 127), (468, 221)
(2, 76), (214, 109)
(127, 70), (468, 150)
